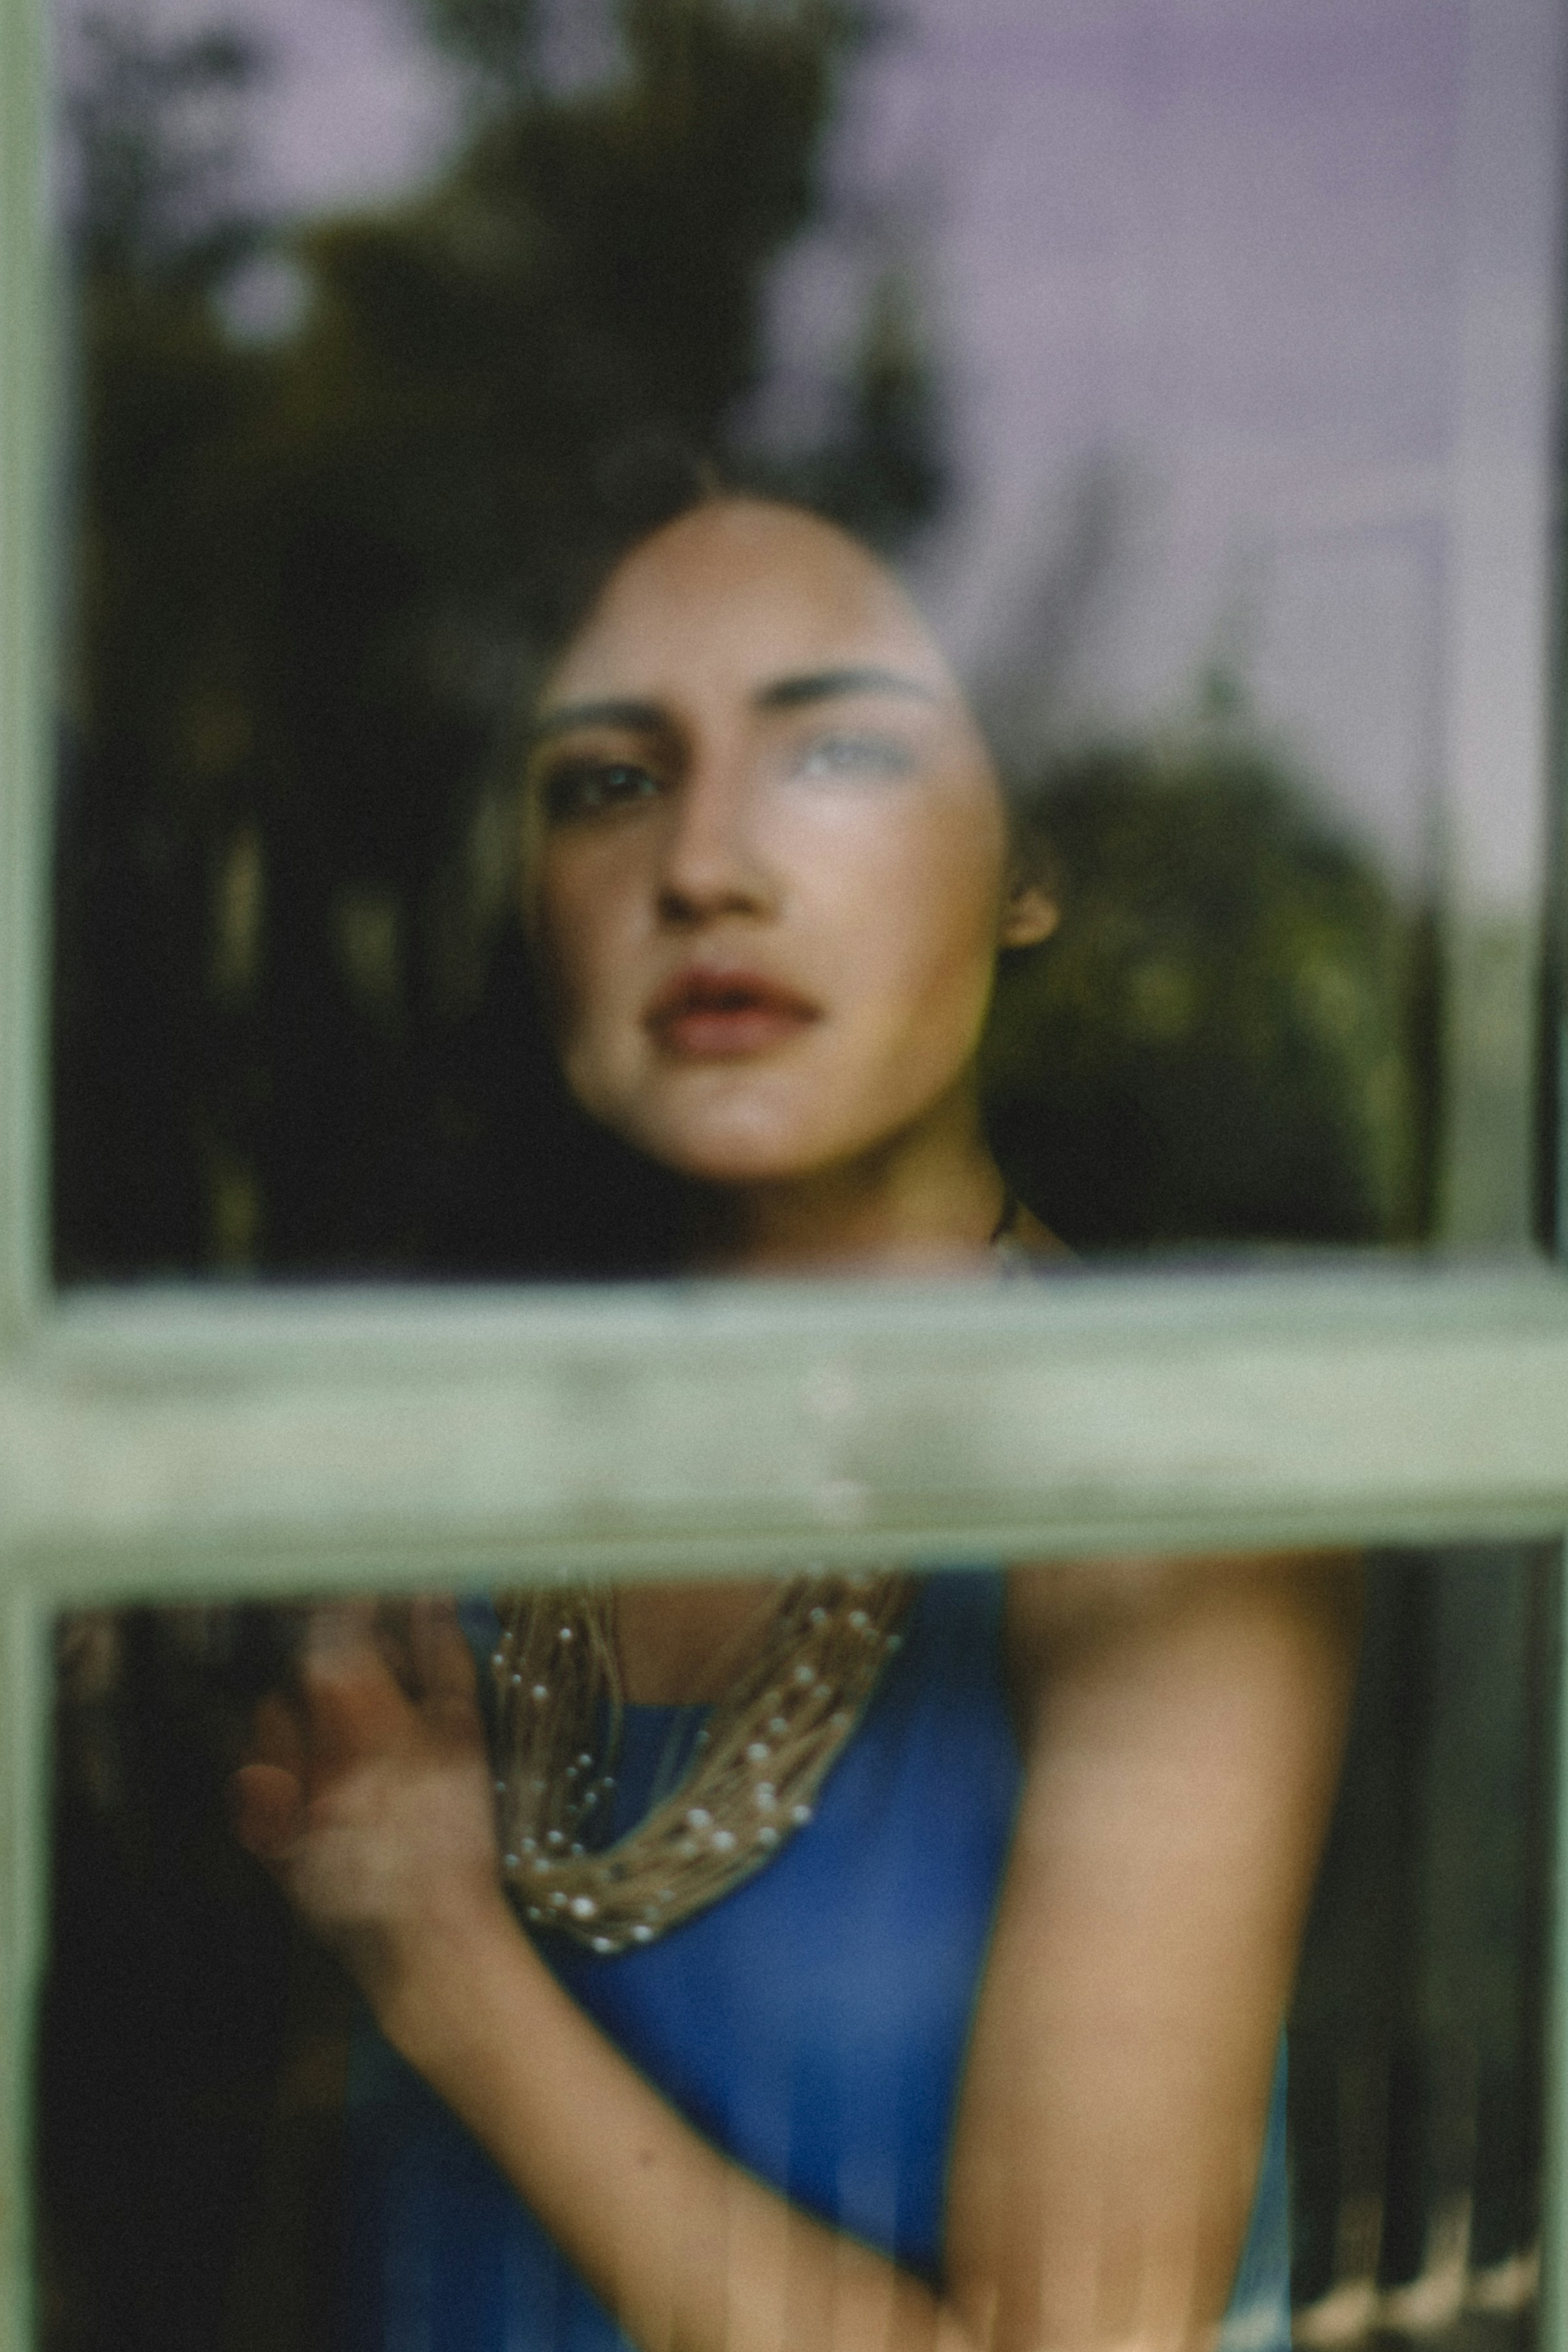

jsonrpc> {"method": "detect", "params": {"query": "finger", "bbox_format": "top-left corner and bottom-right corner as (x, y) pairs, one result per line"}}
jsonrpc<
(408, 1597), (485, 1748)
(369, 1599), (420, 1695)
(297, 1599), (381, 1663)
(409, 1596), (478, 1703)
(246, 1689), (308, 1778)
(299, 1606), (412, 1776)
(231, 1761), (305, 1861)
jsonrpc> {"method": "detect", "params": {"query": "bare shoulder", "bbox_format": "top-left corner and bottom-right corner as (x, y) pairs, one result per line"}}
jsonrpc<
(1001, 1550), (1363, 1741)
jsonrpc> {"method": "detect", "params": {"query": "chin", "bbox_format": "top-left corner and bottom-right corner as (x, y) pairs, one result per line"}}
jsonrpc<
(645, 1132), (830, 1188)
(631, 1099), (858, 1188)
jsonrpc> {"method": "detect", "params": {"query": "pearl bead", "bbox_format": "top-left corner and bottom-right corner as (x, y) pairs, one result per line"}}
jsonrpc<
(745, 1741), (770, 1764)
(591, 1936), (615, 1953)
(569, 1895), (598, 1919)
(791, 1804), (813, 1825)
(631, 1923), (655, 1944)
(711, 1829), (736, 1854)
(532, 1683), (549, 1701)
(685, 1806), (713, 1831)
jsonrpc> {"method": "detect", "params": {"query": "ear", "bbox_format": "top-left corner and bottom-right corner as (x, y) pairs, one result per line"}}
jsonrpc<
(998, 879), (1059, 950)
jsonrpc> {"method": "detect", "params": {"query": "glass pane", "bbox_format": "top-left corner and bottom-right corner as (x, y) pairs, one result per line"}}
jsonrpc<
(37, 1548), (1554, 2352)
(46, 0), (1564, 1282)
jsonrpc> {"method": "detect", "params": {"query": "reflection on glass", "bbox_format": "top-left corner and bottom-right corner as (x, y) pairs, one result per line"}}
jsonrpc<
(42, 1554), (1552, 2352)
(50, 0), (1560, 1278)
(36, 1), (1563, 2339)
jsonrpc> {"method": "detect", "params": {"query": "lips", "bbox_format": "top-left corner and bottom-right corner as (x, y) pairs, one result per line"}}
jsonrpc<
(645, 966), (821, 1058)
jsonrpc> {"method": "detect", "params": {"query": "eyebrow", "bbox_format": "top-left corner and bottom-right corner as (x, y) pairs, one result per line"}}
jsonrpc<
(753, 666), (941, 711)
(528, 698), (668, 749)
(529, 666), (940, 747)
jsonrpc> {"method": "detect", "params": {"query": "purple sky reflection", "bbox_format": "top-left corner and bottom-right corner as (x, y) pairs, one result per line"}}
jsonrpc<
(58, 0), (1563, 896)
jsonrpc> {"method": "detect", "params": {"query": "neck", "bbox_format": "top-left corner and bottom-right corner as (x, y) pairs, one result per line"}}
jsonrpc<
(683, 1079), (1013, 1276)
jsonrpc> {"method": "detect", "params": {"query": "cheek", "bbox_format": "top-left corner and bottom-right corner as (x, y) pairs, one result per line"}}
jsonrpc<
(818, 795), (1007, 1039)
(533, 848), (639, 1054)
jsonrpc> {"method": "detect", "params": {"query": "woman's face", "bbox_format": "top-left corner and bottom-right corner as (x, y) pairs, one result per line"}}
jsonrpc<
(523, 499), (1053, 1188)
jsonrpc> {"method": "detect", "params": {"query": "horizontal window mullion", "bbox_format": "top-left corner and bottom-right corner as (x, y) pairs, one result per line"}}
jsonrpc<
(2, 1264), (1567, 1600)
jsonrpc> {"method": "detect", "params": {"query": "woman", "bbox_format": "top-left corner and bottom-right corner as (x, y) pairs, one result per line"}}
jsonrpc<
(235, 492), (1358, 2352)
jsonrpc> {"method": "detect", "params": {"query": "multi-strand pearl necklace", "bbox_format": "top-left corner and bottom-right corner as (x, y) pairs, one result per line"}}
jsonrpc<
(491, 1571), (913, 1954)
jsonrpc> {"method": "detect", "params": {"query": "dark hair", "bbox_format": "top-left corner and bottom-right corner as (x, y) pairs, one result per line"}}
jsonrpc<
(521, 430), (1057, 898)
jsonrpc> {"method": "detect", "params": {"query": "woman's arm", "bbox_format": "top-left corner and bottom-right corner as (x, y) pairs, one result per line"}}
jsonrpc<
(235, 1560), (1357, 2352)
(945, 1554), (1360, 2352)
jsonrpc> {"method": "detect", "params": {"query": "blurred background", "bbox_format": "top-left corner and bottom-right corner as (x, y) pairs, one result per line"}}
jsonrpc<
(38, 0), (1567, 2345)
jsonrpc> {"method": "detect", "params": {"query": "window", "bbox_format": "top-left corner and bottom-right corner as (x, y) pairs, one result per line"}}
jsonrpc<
(6, 1), (1568, 2347)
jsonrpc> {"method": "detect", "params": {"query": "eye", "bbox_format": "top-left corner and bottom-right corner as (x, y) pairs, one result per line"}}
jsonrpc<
(793, 732), (917, 781)
(540, 757), (664, 823)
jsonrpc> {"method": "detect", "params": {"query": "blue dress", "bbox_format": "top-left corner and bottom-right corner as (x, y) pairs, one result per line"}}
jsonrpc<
(344, 1573), (1291, 2351)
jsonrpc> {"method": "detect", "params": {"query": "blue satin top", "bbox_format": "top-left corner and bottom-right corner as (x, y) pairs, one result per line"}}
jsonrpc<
(344, 1572), (1291, 2351)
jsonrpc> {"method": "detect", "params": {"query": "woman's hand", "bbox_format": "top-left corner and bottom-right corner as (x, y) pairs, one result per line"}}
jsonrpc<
(231, 1599), (513, 2021)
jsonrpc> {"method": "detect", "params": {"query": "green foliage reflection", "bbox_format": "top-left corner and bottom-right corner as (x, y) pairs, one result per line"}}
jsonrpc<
(990, 738), (1431, 1250)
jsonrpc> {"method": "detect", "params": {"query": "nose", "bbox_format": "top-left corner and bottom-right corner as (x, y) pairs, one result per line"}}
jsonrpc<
(655, 747), (777, 928)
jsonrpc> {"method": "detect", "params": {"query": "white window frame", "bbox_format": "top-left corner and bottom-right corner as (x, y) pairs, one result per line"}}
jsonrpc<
(5, 2), (1568, 2347)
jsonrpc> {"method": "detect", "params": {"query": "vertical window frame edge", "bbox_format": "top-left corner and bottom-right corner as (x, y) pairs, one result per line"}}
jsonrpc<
(1, 0), (52, 2341)
(1, 0), (51, 1351)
